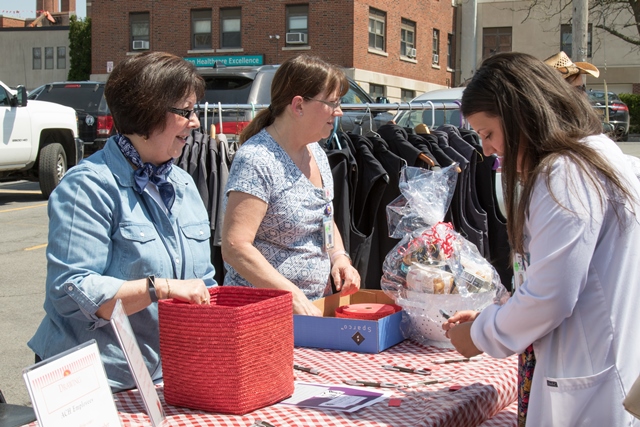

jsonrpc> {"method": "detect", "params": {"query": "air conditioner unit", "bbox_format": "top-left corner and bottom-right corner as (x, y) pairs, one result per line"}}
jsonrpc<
(132, 40), (149, 50)
(286, 32), (308, 44)
(432, 53), (439, 64)
(405, 47), (417, 58)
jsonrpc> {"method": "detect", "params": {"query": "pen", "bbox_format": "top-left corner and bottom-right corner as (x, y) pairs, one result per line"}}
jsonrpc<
(433, 356), (482, 364)
(344, 380), (397, 388)
(403, 377), (451, 388)
(439, 309), (451, 319)
(293, 364), (320, 375)
(382, 365), (431, 375)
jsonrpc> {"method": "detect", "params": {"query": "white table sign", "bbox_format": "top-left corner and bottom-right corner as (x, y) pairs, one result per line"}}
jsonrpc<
(110, 299), (166, 427)
(22, 340), (121, 427)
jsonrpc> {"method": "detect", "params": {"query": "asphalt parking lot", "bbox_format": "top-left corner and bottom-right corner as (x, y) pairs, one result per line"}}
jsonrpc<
(2, 137), (640, 408)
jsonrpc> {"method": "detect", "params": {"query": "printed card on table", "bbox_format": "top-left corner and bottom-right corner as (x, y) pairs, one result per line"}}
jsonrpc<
(279, 381), (391, 413)
(110, 298), (166, 427)
(22, 340), (122, 427)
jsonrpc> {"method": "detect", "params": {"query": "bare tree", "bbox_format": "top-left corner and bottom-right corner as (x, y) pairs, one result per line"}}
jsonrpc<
(518, 0), (640, 48)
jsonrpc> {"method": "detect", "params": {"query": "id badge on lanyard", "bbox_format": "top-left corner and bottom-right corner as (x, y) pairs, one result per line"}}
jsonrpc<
(322, 188), (335, 251)
(513, 253), (528, 291)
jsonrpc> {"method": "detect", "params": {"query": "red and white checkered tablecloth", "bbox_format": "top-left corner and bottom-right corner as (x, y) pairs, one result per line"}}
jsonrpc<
(477, 400), (518, 426)
(25, 340), (517, 427)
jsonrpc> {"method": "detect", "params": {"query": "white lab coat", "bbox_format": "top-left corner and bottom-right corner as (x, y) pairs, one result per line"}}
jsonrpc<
(471, 134), (640, 426)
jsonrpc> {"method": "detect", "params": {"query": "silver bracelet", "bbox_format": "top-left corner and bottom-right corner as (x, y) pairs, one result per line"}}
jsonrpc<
(330, 250), (351, 265)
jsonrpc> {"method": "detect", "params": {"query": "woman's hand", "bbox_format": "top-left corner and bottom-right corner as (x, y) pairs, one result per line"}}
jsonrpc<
(442, 310), (481, 336)
(447, 322), (482, 358)
(442, 310), (482, 358)
(292, 290), (323, 316)
(331, 257), (361, 296)
(164, 278), (211, 305)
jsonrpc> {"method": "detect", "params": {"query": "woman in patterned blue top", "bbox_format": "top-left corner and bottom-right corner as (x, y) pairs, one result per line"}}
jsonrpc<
(221, 54), (360, 316)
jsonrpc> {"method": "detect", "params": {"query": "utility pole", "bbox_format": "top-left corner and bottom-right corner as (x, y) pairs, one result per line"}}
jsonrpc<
(573, 0), (588, 62)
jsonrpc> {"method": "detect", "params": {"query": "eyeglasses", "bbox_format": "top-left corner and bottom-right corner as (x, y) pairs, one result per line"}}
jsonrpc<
(304, 97), (342, 111)
(168, 106), (199, 119)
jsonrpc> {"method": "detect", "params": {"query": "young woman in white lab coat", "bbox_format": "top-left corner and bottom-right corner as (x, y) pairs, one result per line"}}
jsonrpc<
(444, 52), (640, 426)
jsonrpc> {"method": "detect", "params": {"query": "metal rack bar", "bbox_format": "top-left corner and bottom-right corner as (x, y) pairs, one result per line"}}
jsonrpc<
(195, 101), (461, 113)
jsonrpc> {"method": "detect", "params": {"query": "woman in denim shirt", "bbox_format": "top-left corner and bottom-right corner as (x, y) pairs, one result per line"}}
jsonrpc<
(28, 52), (217, 391)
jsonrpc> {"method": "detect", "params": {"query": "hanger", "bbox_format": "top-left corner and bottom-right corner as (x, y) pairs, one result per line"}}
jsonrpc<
(414, 123), (430, 135)
(363, 103), (381, 138)
(203, 101), (209, 135)
(329, 116), (342, 150)
(425, 101), (436, 129)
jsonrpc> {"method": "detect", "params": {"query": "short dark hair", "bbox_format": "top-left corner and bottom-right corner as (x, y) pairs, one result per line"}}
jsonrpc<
(104, 51), (204, 138)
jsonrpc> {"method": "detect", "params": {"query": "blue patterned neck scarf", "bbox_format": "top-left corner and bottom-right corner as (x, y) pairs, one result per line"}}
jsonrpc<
(115, 134), (175, 211)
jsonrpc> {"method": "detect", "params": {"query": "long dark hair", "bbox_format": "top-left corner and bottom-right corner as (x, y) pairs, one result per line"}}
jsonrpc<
(239, 54), (348, 144)
(461, 52), (636, 254)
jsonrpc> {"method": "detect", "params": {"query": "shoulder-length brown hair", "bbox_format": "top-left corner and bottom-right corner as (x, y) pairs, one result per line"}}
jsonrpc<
(239, 54), (348, 144)
(461, 52), (636, 255)
(104, 51), (205, 139)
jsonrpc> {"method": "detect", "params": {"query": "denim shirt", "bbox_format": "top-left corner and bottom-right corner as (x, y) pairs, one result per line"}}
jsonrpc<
(28, 136), (216, 391)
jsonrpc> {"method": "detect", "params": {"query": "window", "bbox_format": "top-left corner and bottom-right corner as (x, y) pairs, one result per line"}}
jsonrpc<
(57, 47), (66, 69)
(369, 83), (385, 100)
(130, 12), (150, 50)
(0, 86), (9, 106)
(447, 33), (453, 69)
(221, 8), (241, 49)
(482, 27), (512, 59)
(561, 24), (592, 58)
(191, 9), (212, 50)
(45, 47), (54, 69)
(432, 29), (440, 64)
(401, 89), (415, 102)
(401, 18), (416, 57)
(286, 4), (308, 45)
(369, 8), (386, 51)
(33, 47), (41, 70)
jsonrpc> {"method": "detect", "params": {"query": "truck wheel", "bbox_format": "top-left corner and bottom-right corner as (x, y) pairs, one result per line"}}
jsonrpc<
(38, 143), (67, 199)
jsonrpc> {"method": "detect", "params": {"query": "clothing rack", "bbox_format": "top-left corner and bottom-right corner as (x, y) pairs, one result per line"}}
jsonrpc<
(195, 100), (468, 135)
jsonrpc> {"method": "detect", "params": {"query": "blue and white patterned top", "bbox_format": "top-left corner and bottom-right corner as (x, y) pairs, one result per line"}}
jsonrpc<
(223, 128), (334, 300)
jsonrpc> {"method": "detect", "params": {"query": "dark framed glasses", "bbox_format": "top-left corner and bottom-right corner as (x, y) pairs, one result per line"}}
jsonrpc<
(168, 106), (199, 119)
(304, 97), (342, 110)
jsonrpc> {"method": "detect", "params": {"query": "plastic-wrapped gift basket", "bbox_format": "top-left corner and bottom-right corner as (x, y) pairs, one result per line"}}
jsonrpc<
(381, 165), (509, 347)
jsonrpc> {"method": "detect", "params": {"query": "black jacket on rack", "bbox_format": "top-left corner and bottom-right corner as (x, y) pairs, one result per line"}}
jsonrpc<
(175, 129), (234, 286)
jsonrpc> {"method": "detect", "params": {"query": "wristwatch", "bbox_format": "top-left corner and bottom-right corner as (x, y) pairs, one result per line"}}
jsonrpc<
(147, 275), (159, 302)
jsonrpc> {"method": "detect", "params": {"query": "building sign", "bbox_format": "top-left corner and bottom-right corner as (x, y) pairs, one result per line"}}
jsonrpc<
(184, 55), (264, 68)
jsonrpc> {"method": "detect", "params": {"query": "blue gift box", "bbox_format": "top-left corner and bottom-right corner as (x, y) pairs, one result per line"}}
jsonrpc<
(293, 290), (405, 353)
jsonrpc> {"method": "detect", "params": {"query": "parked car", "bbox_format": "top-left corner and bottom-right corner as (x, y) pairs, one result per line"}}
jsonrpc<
(587, 89), (630, 141)
(195, 64), (393, 141)
(393, 87), (467, 130)
(28, 81), (115, 154)
(0, 80), (82, 199)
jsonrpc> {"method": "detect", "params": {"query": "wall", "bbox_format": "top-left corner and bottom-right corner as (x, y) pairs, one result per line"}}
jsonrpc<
(0, 27), (69, 90)
(471, 0), (640, 94)
(91, 0), (456, 102)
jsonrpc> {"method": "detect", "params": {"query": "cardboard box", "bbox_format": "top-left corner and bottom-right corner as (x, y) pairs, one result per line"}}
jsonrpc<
(293, 290), (405, 353)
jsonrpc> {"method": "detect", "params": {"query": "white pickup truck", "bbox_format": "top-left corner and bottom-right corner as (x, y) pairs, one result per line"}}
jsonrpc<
(0, 80), (83, 199)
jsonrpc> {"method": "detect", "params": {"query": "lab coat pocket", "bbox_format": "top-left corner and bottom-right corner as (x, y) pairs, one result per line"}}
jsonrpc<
(545, 365), (625, 426)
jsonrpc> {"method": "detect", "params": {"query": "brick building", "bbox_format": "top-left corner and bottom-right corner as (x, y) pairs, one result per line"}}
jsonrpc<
(90, 0), (458, 102)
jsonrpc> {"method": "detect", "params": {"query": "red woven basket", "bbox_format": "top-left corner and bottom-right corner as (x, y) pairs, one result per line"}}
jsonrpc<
(158, 286), (294, 415)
